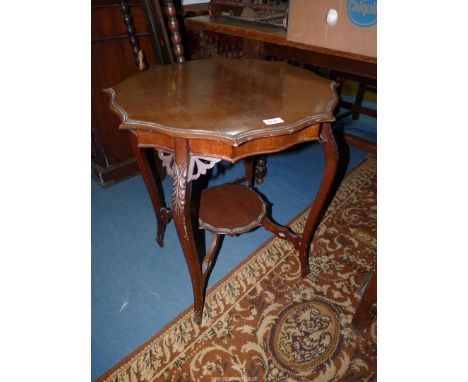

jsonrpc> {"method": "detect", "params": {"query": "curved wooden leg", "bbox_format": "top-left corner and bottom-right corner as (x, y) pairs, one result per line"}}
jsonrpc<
(130, 132), (169, 247)
(201, 233), (221, 286)
(298, 123), (339, 277)
(172, 138), (204, 324)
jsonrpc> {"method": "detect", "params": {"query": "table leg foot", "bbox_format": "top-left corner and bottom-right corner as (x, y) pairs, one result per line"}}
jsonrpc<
(154, 212), (169, 248)
(193, 310), (202, 324)
(156, 227), (166, 247)
(299, 123), (339, 275)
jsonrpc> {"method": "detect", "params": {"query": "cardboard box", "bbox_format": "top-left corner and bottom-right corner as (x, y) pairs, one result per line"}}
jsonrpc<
(287, 0), (376, 58)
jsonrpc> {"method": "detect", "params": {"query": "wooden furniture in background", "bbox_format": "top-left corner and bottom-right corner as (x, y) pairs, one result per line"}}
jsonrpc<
(331, 71), (377, 121)
(92, 0), (163, 186)
(209, 0), (289, 25)
(185, 15), (376, 81)
(105, 59), (340, 324)
(140, 0), (174, 65)
(184, 15), (377, 153)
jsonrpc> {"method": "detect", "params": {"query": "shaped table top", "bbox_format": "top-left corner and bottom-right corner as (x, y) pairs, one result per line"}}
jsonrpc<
(105, 59), (338, 146)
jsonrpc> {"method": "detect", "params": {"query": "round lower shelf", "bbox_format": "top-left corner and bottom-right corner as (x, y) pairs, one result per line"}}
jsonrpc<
(199, 184), (267, 235)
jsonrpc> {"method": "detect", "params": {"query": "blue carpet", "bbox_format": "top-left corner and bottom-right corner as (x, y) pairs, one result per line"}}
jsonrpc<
(92, 132), (372, 379)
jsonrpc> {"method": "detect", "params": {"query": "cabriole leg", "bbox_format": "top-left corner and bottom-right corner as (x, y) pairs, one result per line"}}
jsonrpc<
(171, 138), (205, 324)
(129, 131), (169, 247)
(298, 123), (339, 277)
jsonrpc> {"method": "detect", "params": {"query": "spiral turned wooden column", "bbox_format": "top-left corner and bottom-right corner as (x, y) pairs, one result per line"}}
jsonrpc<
(119, 0), (148, 70)
(163, 0), (185, 63)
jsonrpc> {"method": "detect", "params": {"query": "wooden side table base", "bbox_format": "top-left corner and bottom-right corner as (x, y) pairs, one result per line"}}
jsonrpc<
(132, 124), (338, 324)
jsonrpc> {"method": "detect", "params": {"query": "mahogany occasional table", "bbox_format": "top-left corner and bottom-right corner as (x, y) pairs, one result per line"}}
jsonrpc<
(105, 58), (339, 324)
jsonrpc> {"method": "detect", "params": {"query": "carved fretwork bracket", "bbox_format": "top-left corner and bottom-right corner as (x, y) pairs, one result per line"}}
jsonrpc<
(157, 149), (221, 182)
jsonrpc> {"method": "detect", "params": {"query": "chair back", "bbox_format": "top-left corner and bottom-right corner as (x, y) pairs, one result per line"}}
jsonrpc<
(119, 0), (185, 68)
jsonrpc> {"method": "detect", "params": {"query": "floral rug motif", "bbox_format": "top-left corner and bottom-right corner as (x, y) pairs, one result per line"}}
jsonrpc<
(98, 156), (377, 382)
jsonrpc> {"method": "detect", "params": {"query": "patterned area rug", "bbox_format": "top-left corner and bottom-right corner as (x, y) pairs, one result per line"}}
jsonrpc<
(98, 156), (377, 382)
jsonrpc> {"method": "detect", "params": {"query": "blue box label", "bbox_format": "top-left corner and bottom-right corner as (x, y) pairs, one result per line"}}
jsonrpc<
(347, 0), (377, 27)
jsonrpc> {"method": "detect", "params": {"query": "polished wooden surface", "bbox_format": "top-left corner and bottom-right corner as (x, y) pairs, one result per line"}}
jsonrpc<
(199, 184), (267, 235)
(105, 59), (338, 145)
(106, 60), (340, 324)
(183, 14), (377, 155)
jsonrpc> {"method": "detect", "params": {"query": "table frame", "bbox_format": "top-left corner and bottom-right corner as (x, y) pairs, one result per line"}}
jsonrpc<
(129, 122), (338, 324)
